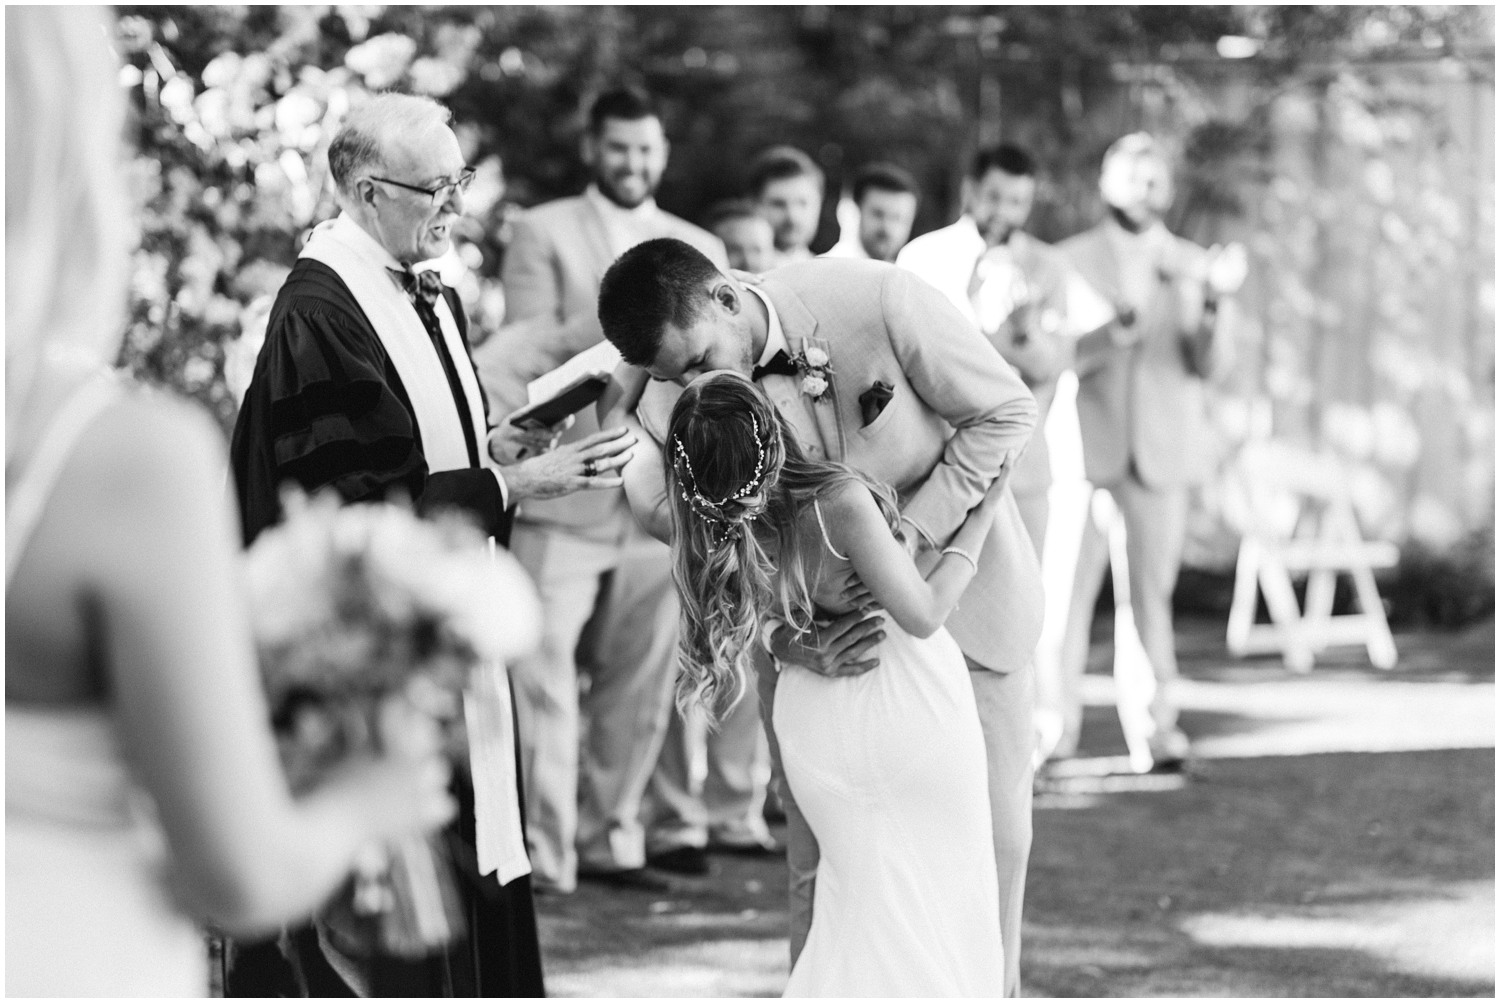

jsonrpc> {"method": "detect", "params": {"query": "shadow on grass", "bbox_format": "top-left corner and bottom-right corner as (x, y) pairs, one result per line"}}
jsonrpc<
(1027, 938), (1495, 997)
(536, 851), (790, 997)
(1026, 747), (1495, 997)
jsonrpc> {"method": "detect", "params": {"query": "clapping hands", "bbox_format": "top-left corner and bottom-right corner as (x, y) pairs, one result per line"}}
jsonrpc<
(1205, 241), (1249, 298)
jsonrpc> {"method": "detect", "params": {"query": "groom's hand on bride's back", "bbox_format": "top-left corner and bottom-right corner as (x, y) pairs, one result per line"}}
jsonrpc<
(770, 608), (886, 678)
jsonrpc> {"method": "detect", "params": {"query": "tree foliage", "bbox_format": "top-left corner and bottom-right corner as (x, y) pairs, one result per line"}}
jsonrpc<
(113, 5), (1493, 596)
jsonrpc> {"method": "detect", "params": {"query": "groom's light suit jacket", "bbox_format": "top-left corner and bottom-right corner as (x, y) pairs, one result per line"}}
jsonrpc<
(634, 258), (1044, 675)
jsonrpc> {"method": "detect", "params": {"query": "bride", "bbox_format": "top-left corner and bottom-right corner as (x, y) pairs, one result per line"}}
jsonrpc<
(6, 8), (455, 995)
(663, 371), (1007, 996)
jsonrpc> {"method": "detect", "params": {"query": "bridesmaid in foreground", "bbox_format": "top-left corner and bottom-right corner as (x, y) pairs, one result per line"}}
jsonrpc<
(5, 7), (454, 995)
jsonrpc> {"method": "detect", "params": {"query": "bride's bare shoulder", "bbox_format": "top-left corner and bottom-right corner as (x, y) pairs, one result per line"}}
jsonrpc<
(820, 477), (881, 518)
(815, 478), (888, 552)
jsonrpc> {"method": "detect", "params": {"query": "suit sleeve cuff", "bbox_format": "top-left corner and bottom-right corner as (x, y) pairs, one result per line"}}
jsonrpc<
(900, 515), (937, 549)
(488, 467), (510, 510)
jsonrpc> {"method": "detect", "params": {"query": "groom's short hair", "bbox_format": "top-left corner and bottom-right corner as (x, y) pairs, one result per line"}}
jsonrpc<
(598, 238), (721, 366)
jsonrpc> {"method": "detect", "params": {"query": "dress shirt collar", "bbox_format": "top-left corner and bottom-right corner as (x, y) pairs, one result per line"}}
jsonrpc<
(745, 284), (788, 367)
(330, 212), (408, 278)
(954, 214), (987, 248)
(1104, 214), (1169, 252)
(584, 183), (659, 222)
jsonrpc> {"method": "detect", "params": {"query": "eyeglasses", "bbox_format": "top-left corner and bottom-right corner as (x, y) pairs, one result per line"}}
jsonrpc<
(367, 167), (476, 207)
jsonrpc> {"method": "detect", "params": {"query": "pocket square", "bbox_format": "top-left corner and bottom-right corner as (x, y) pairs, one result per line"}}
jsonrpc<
(858, 381), (894, 427)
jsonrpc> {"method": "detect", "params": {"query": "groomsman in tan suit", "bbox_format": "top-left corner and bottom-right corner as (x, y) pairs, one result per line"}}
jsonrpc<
(472, 87), (725, 893)
(1056, 133), (1242, 769)
(598, 239), (1043, 996)
(750, 145), (825, 267)
(824, 162), (920, 263)
(650, 199), (783, 871)
(898, 144), (1077, 555)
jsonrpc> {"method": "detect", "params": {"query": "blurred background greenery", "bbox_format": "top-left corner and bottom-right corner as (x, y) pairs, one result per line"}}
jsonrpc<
(111, 5), (1493, 624)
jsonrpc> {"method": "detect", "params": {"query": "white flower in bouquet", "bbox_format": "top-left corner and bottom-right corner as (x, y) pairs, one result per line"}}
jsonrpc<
(246, 490), (541, 702)
(803, 346), (830, 368)
(243, 488), (541, 960)
(243, 493), (340, 650)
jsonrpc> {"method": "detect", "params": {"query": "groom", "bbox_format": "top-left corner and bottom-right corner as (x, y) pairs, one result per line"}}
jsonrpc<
(598, 238), (1043, 996)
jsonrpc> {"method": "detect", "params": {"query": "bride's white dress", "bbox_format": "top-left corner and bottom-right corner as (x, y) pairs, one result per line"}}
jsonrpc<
(773, 503), (1005, 997)
(6, 373), (207, 997)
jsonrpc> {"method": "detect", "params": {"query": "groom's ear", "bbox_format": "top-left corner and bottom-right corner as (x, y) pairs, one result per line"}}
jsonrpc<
(711, 280), (740, 315)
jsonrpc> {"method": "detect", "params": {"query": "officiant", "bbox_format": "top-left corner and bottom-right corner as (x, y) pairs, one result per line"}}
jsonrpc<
(228, 92), (633, 998)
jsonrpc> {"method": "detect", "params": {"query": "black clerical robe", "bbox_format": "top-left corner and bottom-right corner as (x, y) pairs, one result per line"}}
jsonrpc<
(225, 257), (543, 998)
(230, 258), (513, 548)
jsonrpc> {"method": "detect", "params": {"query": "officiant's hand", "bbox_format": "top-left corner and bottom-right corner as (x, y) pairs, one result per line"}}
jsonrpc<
(502, 426), (636, 502)
(770, 609), (885, 678)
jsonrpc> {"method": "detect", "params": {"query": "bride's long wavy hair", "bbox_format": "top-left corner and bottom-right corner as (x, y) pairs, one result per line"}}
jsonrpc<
(665, 371), (901, 723)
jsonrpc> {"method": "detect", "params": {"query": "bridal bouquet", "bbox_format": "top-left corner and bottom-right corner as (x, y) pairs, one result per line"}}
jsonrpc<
(245, 489), (539, 960)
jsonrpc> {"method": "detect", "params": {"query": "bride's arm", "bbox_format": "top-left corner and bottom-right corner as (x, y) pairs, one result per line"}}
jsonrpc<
(824, 476), (1007, 639)
(84, 396), (454, 936)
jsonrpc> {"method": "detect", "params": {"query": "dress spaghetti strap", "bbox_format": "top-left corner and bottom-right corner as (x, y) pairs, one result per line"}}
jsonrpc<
(812, 498), (850, 562)
(6, 371), (122, 586)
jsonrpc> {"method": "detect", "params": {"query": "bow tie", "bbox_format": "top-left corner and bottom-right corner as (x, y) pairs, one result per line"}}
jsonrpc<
(390, 267), (445, 306)
(752, 349), (800, 382)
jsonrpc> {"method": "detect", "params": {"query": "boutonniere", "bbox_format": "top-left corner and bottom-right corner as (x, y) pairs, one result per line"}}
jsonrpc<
(794, 346), (833, 403)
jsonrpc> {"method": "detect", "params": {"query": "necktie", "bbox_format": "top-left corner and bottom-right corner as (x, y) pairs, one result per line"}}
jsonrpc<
(389, 267), (481, 467)
(391, 266), (446, 306)
(752, 349), (800, 382)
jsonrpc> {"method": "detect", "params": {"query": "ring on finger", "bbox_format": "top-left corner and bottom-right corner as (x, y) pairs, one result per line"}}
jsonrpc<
(582, 457), (598, 477)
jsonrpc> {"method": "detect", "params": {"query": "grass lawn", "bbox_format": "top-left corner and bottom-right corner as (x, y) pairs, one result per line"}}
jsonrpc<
(536, 616), (1494, 997)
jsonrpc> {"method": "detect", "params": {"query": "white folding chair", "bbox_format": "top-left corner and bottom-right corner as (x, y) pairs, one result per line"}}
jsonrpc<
(1224, 440), (1398, 672)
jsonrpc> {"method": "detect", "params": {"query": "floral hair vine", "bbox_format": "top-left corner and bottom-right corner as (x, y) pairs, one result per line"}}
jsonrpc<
(672, 414), (771, 546)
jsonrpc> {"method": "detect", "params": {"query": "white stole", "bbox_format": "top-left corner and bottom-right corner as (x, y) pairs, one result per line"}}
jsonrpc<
(299, 215), (529, 883)
(466, 539), (532, 884)
(299, 214), (486, 474)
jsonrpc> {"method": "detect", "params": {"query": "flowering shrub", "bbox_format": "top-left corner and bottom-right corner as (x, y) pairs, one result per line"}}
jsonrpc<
(115, 7), (1491, 595)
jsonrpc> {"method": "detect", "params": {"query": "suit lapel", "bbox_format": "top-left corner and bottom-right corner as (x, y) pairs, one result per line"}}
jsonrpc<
(1077, 226), (1122, 305)
(795, 335), (846, 462)
(760, 279), (845, 462)
(578, 198), (620, 281)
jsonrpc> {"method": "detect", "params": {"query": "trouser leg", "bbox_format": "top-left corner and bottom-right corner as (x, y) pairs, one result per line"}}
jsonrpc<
(703, 685), (772, 846)
(1054, 488), (1112, 757)
(575, 526), (681, 872)
(969, 663), (1037, 998)
(1113, 476), (1189, 743)
(507, 527), (611, 892)
(1012, 489), (1049, 560)
(755, 651), (818, 965)
(642, 704), (710, 853)
(1034, 476), (1093, 762)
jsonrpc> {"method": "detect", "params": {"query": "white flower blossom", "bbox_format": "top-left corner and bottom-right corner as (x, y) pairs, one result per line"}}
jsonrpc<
(344, 33), (417, 90)
(803, 346), (829, 368)
(245, 491), (542, 700)
(801, 374), (829, 399)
